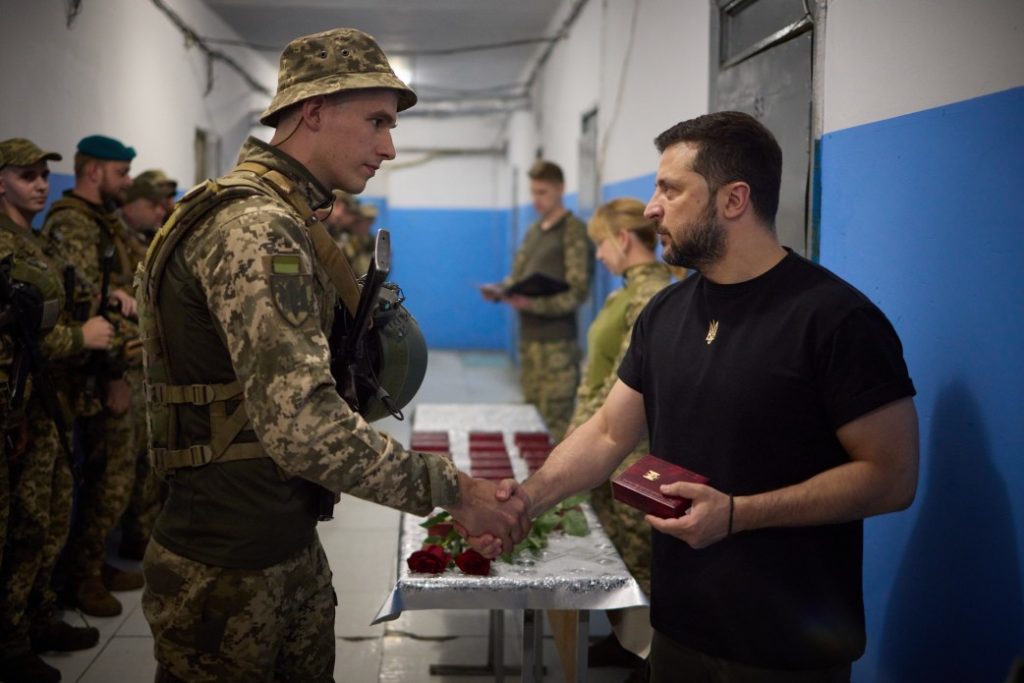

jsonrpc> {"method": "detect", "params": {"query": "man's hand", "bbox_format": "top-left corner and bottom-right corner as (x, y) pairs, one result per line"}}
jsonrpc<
(479, 283), (504, 302)
(645, 481), (732, 549)
(505, 294), (531, 311)
(447, 474), (531, 558)
(81, 315), (114, 350)
(462, 478), (532, 558)
(104, 377), (132, 415)
(109, 288), (138, 317)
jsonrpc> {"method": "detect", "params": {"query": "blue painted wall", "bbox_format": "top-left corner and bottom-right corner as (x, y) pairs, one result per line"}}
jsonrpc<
(818, 86), (1024, 682)
(382, 206), (512, 349)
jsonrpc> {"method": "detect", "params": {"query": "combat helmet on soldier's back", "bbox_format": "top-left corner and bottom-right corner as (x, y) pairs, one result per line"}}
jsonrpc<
(260, 27), (417, 127)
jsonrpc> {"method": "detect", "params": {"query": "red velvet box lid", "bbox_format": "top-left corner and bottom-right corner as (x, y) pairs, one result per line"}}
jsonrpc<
(470, 466), (514, 480)
(469, 431), (504, 443)
(611, 454), (709, 519)
(514, 432), (552, 446)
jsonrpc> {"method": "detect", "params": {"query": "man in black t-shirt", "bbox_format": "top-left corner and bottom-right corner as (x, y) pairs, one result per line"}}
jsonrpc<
(480, 112), (919, 681)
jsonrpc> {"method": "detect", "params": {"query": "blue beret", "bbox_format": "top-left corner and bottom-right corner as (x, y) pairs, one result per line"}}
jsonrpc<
(77, 134), (136, 162)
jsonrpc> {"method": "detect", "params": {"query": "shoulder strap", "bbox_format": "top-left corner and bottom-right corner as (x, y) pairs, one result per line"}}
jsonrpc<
(234, 161), (361, 317)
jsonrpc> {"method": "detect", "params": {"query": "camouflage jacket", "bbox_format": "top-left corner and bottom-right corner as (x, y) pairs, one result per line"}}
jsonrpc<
(569, 261), (672, 435)
(0, 213), (85, 361)
(157, 137), (459, 513)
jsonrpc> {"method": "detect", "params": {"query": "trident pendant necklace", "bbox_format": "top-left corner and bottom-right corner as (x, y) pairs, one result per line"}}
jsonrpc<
(701, 279), (719, 345)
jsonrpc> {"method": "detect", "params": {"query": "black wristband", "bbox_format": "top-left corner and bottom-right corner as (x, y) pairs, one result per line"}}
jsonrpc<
(727, 494), (735, 537)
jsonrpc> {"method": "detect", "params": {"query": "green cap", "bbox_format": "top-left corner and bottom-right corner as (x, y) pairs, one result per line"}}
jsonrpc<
(125, 178), (166, 203)
(260, 28), (416, 127)
(77, 135), (136, 161)
(0, 138), (63, 168)
(135, 169), (177, 194)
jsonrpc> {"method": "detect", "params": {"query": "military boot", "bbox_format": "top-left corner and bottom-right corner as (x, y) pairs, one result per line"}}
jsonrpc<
(0, 651), (62, 682)
(30, 619), (99, 653)
(100, 563), (144, 592)
(72, 577), (122, 617)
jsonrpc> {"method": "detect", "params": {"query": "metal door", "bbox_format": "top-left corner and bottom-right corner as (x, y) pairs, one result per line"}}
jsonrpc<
(712, 0), (814, 255)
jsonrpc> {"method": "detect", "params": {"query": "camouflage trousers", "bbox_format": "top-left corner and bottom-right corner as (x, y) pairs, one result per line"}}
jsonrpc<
(142, 538), (336, 682)
(121, 368), (164, 547)
(519, 339), (580, 441)
(0, 401), (73, 656)
(591, 448), (652, 596)
(66, 402), (136, 580)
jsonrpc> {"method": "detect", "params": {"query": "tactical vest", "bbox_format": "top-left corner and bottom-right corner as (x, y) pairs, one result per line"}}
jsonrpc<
(138, 161), (363, 476)
(46, 194), (134, 289)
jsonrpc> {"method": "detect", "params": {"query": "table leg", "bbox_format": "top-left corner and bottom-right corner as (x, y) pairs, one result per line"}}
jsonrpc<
(427, 609), (523, 678)
(522, 608), (545, 682)
(574, 610), (590, 683)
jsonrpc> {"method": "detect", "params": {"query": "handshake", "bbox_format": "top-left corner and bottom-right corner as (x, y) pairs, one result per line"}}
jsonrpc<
(444, 473), (534, 558)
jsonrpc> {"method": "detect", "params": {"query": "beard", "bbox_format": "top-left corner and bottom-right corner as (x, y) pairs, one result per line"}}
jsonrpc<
(661, 197), (726, 271)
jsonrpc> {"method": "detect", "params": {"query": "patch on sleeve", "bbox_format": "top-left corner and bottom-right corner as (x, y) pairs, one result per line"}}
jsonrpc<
(264, 253), (313, 327)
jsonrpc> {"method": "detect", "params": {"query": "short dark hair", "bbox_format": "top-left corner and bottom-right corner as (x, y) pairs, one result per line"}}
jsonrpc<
(527, 159), (564, 184)
(654, 111), (782, 226)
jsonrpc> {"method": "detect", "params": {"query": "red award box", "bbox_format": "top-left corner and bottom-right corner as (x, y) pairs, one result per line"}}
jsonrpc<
(611, 454), (710, 519)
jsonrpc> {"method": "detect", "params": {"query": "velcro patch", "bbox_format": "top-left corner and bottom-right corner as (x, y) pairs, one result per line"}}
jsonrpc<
(264, 254), (313, 327)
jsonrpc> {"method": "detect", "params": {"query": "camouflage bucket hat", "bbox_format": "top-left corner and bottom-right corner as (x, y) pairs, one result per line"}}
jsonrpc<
(0, 138), (62, 168)
(260, 28), (417, 127)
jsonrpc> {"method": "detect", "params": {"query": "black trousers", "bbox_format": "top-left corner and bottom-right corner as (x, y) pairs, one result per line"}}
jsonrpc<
(648, 631), (852, 683)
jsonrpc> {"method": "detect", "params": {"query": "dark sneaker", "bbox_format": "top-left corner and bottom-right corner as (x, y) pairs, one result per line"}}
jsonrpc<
(73, 577), (122, 617)
(0, 651), (62, 682)
(31, 619), (100, 653)
(588, 633), (644, 669)
(100, 563), (144, 592)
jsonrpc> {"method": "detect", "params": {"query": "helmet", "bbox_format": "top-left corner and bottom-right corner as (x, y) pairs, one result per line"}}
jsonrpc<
(331, 282), (427, 422)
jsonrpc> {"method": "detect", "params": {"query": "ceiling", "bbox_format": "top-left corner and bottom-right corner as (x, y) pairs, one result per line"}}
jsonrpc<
(200, 0), (572, 112)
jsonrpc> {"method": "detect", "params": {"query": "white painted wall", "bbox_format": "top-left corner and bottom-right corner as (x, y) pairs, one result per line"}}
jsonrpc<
(0, 0), (275, 184)
(823, 0), (1024, 133)
(372, 113), (507, 208)
(507, 0), (712, 207)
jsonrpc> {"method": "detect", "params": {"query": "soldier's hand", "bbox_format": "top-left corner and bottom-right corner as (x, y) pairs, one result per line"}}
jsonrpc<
(479, 283), (504, 302)
(81, 315), (114, 350)
(446, 473), (531, 556)
(506, 294), (531, 311)
(462, 478), (533, 558)
(104, 377), (132, 415)
(109, 288), (138, 317)
(645, 482), (731, 549)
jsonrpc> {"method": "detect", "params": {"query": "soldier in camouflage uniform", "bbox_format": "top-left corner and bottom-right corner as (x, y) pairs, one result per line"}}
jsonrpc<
(138, 27), (529, 681)
(0, 138), (116, 682)
(481, 161), (593, 440)
(322, 188), (358, 244)
(40, 134), (144, 617)
(568, 198), (672, 675)
(117, 177), (169, 561)
(134, 169), (178, 219)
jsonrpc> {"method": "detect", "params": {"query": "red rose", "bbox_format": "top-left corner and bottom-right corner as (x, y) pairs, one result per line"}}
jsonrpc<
(455, 549), (492, 576)
(407, 544), (450, 574)
(427, 522), (454, 538)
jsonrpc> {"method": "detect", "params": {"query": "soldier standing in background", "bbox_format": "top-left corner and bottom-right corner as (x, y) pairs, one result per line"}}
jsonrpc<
(117, 177), (168, 562)
(0, 138), (115, 682)
(480, 160), (593, 440)
(322, 188), (359, 245)
(40, 134), (144, 618)
(137, 27), (529, 680)
(344, 201), (377, 276)
(565, 198), (673, 680)
(134, 169), (177, 219)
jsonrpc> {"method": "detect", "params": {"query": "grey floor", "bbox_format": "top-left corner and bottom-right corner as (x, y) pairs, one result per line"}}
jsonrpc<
(43, 350), (633, 682)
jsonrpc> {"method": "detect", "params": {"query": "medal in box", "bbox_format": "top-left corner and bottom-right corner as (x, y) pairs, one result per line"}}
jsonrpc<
(611, 454), (709, 518)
